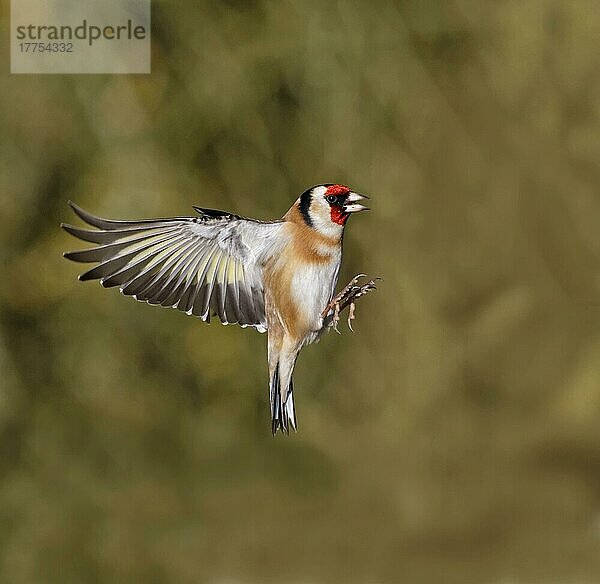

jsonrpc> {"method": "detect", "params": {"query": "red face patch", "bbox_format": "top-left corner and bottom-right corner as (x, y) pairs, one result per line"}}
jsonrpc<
(325, 184), (351, 196)
(330, 206), (348, 225)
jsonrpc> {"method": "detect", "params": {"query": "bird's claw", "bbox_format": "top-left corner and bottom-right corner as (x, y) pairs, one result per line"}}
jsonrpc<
(323, 274), (379, 332)
(332, 301), (342, 334)
(348, 301), (356, 332)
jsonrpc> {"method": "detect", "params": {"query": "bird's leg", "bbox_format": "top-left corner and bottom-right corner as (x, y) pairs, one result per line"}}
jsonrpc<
(339, 277), (378, 332)
(322, 273), (366, 333)
(322, 274), (379, 333)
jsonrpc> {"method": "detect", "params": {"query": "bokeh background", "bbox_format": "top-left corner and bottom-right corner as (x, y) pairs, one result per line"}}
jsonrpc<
(2, 1), (600, 582)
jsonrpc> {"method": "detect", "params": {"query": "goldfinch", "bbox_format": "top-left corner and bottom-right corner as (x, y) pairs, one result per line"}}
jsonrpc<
(62, 184), (377, 435)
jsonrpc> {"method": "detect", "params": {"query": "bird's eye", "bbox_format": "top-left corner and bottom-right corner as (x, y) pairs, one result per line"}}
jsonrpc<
(326, 195), (338, 204)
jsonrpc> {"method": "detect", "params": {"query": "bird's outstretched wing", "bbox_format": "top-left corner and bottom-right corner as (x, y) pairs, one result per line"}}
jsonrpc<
(62, 202), (284, 332)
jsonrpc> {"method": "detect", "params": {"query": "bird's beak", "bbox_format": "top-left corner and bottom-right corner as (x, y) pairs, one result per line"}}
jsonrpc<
(343, 192), (370, 213)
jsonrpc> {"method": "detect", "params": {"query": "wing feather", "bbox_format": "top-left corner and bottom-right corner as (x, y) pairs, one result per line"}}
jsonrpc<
(78, 232), (188, 282)
(172, 243), (210, 312)
(159, 239), (206, 307)
(226, 259), (241, 324)
(103, 236), (191, 289)
(144, 241), (203, 305)
(177, 246), (214, 314)
(121, 238), (204, 298)
(62, 203), (283, 331)
(205, 249), (226, 321)
(63, 227), (181, 263)
(191, 245), (221, 319)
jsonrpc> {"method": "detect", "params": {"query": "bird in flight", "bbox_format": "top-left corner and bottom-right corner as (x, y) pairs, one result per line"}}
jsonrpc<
(62, 184), (378, 435)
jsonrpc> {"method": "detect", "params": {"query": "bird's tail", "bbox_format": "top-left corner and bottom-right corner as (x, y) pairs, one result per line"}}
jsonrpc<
(269, 363), (297, 435)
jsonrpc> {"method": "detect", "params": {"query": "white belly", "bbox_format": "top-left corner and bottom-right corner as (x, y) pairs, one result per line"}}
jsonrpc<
(290, 252), (341, 334)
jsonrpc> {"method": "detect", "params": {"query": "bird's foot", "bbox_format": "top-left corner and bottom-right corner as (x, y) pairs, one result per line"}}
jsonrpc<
(322, 274), (379, 333)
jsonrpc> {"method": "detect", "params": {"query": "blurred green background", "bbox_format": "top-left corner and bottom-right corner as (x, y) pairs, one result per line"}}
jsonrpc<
(2, 1), (600, 582)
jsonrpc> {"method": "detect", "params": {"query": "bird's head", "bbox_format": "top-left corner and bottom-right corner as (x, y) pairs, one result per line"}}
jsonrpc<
(296, 184), (369, 237)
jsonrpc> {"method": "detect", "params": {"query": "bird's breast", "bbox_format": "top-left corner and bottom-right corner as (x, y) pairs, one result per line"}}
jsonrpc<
(264, 237), (341, 340)
(290, 253), (341, 324)
(263, 221), (344, 339)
